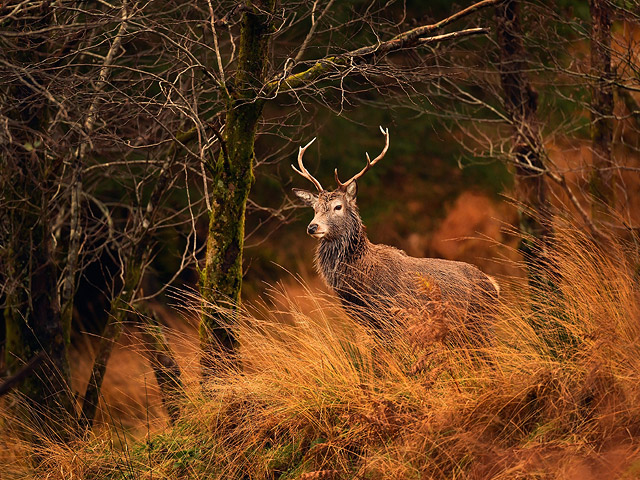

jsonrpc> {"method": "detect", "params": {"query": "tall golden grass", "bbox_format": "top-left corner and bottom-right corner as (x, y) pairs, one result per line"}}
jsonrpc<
(3, 223), (640, 479)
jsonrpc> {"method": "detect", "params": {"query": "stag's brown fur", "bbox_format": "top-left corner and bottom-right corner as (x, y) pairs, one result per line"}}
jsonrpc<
(294, 186), (498, 338)
(292, 129), (498, 341)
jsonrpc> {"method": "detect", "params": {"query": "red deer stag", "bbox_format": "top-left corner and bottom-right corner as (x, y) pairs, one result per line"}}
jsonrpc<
(292, 127), (499, 343)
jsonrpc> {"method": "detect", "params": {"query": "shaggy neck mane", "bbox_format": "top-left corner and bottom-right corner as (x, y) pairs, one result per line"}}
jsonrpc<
(315, 211), (369, 287)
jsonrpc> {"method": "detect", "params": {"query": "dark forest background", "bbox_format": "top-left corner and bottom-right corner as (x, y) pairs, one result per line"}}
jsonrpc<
(3, 0), (640, 477)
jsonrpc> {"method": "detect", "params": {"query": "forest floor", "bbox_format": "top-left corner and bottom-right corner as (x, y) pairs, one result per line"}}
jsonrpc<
(3, 219), (640, 479)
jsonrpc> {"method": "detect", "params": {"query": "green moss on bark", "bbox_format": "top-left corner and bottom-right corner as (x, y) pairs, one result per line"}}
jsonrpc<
(3, 199), (76, 440)
(199, 1), (276, 368)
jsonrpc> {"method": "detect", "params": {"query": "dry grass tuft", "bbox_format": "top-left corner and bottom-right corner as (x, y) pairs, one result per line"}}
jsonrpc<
(3, 224), (640, 478)
(298, 469), (341, 479)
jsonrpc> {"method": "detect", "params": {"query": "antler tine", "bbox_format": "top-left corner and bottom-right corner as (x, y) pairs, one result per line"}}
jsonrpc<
(335, 126), (390, 190)
(291, 137), (323, 192)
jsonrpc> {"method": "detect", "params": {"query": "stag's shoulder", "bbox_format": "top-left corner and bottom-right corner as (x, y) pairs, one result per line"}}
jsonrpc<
(368, 242), (498, 297)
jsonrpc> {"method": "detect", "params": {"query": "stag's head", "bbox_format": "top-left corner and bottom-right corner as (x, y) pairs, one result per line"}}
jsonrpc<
(292, 126), (389, 240)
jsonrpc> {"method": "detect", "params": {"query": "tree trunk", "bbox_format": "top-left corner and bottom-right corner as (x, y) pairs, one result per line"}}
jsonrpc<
(78, 128), (197, 430)
(2, 6), (76, 438)
(496, 1), (554, 286)
(589, 0), (615, 216)
(79, 251), (147, 430)
(3, 156), (76, 440)
(199, 1), (276, 373)
(138, 310), (183, 424)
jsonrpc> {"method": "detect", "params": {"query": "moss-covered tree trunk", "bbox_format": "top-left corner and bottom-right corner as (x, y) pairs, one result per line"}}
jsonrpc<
(3, 211), (76, 440)
(496, 1), (554, 286)
(589, 0), (615, 217)
(1, 6), (76, 438)
(199, 1), (276, 372)
(2, 132), (76, 440)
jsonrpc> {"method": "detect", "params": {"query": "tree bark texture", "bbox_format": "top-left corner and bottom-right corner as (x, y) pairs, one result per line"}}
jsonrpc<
(139, 311), (183, 424)
(79, 251), (147, 430)
(496, 1), (554, 283)
(199, 1), (276, 371)
(3, 202), (76, 439)
(589, 0), (615, 215)
(1, 10), (76, 438)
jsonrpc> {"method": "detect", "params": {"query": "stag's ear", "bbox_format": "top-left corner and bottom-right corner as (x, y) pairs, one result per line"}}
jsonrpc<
(345, 181), (357, 200)
(293, 188), (318, 207)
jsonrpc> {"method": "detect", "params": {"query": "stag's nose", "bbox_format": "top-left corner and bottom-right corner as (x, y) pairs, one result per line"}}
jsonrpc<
(307, 223), (319, 235)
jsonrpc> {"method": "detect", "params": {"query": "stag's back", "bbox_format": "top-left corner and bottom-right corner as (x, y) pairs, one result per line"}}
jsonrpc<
(330, 242), (499, 338)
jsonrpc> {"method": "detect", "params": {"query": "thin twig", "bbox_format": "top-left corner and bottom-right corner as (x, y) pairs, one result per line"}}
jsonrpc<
(294, 0), (335, 63)
(207, 0), (228, 96)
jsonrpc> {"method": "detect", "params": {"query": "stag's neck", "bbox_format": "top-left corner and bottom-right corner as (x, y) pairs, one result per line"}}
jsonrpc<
(315, 222), (369, 288)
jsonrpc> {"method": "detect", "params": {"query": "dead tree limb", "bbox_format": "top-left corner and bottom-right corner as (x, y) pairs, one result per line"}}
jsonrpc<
(60, 0), (133, 344)
(79, 129), (197, 431)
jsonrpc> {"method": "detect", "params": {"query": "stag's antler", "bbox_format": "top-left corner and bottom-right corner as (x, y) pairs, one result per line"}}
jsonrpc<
(291, 137), (323, 192)
(335, 126), (389, 190)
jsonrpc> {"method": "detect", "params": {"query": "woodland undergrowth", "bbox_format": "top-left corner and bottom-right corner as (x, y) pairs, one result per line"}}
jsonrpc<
(3, 223), (640, 479)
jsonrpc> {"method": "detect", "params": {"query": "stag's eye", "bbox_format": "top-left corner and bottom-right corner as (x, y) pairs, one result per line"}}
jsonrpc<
(334, 204), (342, 211)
